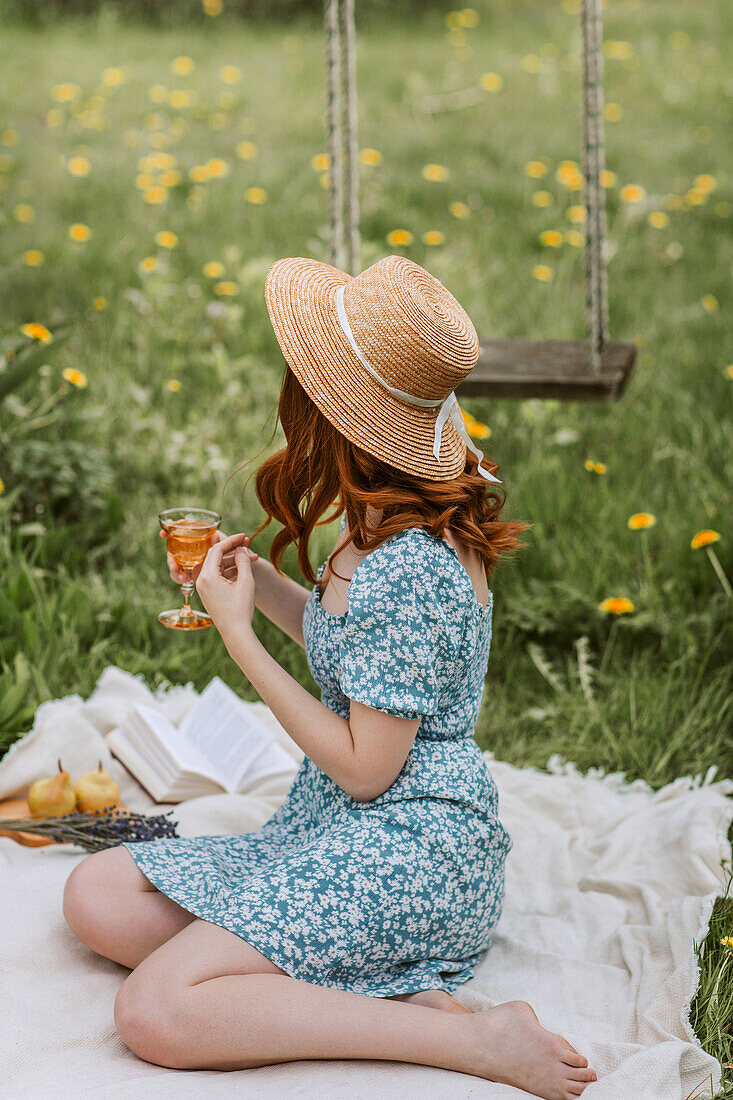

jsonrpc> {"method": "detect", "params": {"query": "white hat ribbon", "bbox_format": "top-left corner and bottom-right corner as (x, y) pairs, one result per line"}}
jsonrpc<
(335, 285), (502, 484)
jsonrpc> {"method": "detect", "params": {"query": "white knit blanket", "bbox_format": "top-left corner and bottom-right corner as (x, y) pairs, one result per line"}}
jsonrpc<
(1, 666), (731, 1099)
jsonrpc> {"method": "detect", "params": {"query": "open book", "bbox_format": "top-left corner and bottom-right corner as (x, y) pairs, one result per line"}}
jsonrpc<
(107, 676), (296, 803)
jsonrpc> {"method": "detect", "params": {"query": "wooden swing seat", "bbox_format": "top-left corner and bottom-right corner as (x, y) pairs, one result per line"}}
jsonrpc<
(457, 339), (637, 402)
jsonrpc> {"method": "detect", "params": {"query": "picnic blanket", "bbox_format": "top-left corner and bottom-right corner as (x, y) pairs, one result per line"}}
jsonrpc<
(1, 664), (731, 1100)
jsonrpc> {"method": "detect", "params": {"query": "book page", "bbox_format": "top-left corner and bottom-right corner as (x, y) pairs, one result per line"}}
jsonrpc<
(131, 704), (224, 786)
(178, 677), (279, 791)
(236, 740), (296, 793)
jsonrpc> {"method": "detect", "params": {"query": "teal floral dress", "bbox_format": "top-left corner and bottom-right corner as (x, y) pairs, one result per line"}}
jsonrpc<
(122, 524), (513, 998)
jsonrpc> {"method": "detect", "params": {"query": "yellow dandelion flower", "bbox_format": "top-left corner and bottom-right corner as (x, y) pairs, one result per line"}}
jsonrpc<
(720, 936), (733, 948)
(599, 597), (635, 615)
(246, 187), (267, 204)
(601, 169), (617, 188)
(461, 8), (479, 27)
(701, 295), (719, 313)
(423, 163), (449, 182)
(532, 264), (553, 282)
(62, 367), (87, 388)
(236, 141), (258, 160)
(524, 161), (548, 179)
(540, 230), (563, 247)
(532, 191), (553, 208)
(604, 103), (623, 122)
(311, 153), (331, 172)
(161, 169), (181, 187)
(149, 84), (168, 104)
(102, 67), (126, 87)
(210, 114), (228, 131)
(92, 296), (107, 311)
(172, 55), (194, 75)
(594, 462), (607, 474)
(13, 203), (35, 223)
(46, 108), (64, 128)
(52, 83), (81, 102)
(20, 322), (52, 343)
(665, 194), (684, 211)
(468, 421), (491, 439)
(22, 249), (44, 266)
(206, 158), (229, 178)
(556, 163), (584, 189)
(166, 379), (181, 392)
(69, 223), (91, 242)
(203, 0), (223, 14)
(138, 256), (157, 275)
(565, 229), (584, 247)
(694, 174), (715, 193)
(203, 261), (225, 278)
(562, 0), (580, 12)
(422, 231), (445, 246)
(1, 129), (19, 146)
(459, 408), (476, 427)
(220, 64), (241, 84)
(386, 229), (413, 246)
(214, 280), (239, 296)
(169, 89), (194, 109)
(567, 205), (587, 223)
(155, 230), (179, 249)
(68, 155), (91, 177)
(522, 54), (541, 73)
(189, 165), (211, 183)
(449, 201), (469, 219)
(219, 91), (237, 110)
(318, 173), (330, 189)
(726, 365), (733, 380)
(603, 40), (633, 60)
(0, 477), (4, 494)
(584, 459), (596, 471)
(359, 148), (382, 166)
(620, 184), (646, 203)
(144, 186), (168, 204)
(691, 529), (720, 550)
(135, 173), (153, 189)
(648, 211), (669, 229)
(480, 72), (503, 92)
(627, 512), (656, 530)
(684, 188), (706, 206)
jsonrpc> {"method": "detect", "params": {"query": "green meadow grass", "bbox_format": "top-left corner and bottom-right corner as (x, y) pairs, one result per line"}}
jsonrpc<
(0, 2), (731, 1090)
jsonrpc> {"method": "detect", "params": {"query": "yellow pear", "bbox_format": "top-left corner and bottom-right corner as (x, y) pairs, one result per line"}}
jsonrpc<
(74, 760), (120, 813)
(27, 758), (77, 818)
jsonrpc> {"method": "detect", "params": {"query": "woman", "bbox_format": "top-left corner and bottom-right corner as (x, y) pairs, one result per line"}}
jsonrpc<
(63, 255), (597, 1097)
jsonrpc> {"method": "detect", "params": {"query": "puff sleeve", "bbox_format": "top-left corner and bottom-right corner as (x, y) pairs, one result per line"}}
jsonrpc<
(337, 535), (463, 720)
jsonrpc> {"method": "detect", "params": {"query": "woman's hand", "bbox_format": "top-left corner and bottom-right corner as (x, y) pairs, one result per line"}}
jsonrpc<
(159, 527), (258, 585)
(194, 533), (260, 650)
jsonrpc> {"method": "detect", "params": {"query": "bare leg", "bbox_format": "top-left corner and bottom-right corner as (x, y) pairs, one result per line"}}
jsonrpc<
(391, 989), (472, 1013)
(114, 919), (597, 1099)
(63, 846), (196, 969)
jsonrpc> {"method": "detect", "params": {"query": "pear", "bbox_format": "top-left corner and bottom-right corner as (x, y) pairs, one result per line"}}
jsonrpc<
(27, 758), (77, 818)
(74, 760), (120, 814)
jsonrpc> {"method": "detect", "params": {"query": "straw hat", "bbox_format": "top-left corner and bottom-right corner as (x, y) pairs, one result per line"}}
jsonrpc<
(264, 254), (500, 483)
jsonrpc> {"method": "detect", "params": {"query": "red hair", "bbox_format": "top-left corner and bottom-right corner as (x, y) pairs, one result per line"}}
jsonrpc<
(248, 368), (531, 585)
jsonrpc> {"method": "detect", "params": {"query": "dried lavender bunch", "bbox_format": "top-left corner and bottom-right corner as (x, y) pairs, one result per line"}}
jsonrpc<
(1, 806), (180, 852)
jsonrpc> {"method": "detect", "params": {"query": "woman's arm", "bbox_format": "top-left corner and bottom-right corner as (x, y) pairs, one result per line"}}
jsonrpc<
(226, 626), (420, 802)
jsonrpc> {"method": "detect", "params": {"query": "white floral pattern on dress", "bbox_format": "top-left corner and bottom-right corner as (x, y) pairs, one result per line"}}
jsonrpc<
(122, 525), (513, 998)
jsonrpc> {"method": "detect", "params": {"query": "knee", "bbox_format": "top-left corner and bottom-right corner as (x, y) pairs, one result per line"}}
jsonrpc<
(62, 849), (116, 946)
(114, 974), (186, 1068)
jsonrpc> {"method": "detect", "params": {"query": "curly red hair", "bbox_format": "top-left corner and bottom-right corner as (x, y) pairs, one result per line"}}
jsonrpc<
(244, 368), (531, 585)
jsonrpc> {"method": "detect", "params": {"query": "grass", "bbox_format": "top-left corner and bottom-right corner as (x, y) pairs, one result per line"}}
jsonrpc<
(0, 1), (731, 1091)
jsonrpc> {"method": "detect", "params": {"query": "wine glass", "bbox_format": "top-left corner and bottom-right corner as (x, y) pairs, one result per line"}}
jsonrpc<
(158, 507), (222, 630)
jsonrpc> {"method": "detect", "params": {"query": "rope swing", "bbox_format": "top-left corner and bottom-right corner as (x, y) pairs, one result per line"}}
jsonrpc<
(322, 0), (636, 401)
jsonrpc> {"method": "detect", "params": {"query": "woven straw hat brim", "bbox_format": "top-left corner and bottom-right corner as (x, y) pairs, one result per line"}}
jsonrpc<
(264, 257), (467, 481)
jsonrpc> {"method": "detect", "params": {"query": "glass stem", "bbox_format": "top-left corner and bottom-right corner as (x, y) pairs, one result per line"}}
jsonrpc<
(180, 581), (195, 615)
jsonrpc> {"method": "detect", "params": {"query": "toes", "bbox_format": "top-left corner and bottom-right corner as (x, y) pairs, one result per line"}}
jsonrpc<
(560, 1049), (589, 1068)
(568, 1068), (597, 1083)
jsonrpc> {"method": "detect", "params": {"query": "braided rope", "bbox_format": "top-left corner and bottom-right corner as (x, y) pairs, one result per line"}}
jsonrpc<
(324, 0), (345, 270)
(339, 0), (361, 274)
(581, 0), (609, 372)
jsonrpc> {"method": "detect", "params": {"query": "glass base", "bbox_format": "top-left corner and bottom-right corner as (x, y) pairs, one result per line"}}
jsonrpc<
(157, 608), (214, 630)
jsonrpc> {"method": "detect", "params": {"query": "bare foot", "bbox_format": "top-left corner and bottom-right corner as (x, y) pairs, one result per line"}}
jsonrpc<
(468, 1000), (597, 1099)
(390, 989), (473, 1013)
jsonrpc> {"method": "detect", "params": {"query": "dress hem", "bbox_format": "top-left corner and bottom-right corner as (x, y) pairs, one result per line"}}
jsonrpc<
(122, 840), (477, 999)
